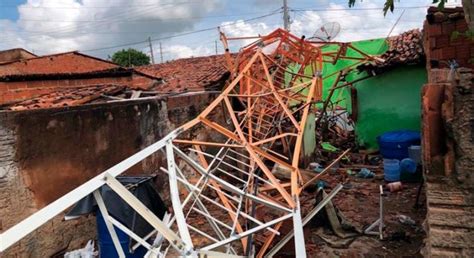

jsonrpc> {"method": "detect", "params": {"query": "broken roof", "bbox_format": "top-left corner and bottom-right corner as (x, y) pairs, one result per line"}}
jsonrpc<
(136, 54), (230, 93)
(358, 29), (425, 73)
(0, 51), (119, 77)
(7, 84), (126, 111)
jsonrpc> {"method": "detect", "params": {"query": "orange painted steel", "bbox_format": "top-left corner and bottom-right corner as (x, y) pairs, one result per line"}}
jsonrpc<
(167, 28), (377, 256)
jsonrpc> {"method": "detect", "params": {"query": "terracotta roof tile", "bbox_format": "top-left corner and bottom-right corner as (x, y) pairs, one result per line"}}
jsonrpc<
(9, 84), (125, 110)
(136, 54), (230, 93)
(0, 52), (118, 76)
(358, 29), (425, 73)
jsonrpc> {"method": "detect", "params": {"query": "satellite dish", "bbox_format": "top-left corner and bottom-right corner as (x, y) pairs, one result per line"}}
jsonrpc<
(310, 22), (341, 42)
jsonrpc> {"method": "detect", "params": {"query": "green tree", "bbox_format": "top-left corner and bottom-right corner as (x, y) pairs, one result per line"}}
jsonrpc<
(348, 0), (473, 31)
(111, 48), (151, 67)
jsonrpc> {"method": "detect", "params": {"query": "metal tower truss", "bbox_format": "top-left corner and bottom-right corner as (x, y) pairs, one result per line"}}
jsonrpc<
(0, 29), (379, 257)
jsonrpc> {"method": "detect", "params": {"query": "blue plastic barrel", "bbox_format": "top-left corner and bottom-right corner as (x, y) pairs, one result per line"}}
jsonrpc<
(96, 211), (147, 258)
(384, 159), (401, 182)
(377, 130), (421, 160)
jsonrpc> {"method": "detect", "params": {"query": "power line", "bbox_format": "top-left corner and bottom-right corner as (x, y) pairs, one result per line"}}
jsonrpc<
(11, 11), (276, 23)
(0, 2), (210, 45)
(6, 2), (194, 38)
(80, 10), (282, 53)
(0, 1), (201, 9)
(291, 5), (429, 12)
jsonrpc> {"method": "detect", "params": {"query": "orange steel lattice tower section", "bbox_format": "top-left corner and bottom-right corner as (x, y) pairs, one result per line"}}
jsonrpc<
(0, 29), (380, 258)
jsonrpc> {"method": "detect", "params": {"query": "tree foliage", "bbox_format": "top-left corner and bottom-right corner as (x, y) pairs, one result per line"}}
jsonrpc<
(111, 48), (150, 67)
(348, 0), (448, 16)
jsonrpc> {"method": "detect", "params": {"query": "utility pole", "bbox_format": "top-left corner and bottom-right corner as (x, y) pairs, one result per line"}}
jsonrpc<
(215, 40), (218, 55)
(148, 36), (155, 64)
(283, 0), (290, 31)
(159, 42), (164, 63)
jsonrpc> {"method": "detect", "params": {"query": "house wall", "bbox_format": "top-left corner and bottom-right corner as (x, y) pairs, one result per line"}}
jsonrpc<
(354, 65), (427, 149)
(0, 73), (156, 105)
(424, 7), (474, 70)
(0, 53), (117, 76)
(421, 7), (474, 257)
(0, 49), (36, 63)
(320, 39), (427, 150)
(0, 93), (217, 257)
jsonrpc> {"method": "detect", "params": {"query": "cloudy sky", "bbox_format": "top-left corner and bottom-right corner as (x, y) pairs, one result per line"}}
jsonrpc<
(0, 0), (463, 61)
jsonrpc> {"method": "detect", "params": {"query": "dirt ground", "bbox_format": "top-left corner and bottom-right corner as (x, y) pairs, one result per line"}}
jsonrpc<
(276, 169), (427, 257)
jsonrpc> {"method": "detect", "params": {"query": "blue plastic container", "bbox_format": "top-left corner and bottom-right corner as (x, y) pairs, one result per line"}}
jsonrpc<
(384, 159), (401, 182)
(400, 158), (417, 174)
(96, 211), (147, 258)
(377, 130), (421, 160)
(408, 145), (421, 164)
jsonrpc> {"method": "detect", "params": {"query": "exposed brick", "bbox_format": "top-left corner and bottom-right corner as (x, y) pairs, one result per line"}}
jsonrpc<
(430, 49), (442, 60)
(441, 46), (456, 59)
(428, 24), (443, 36)
(455, 20), (469, 31)
(435, 35), (450, 48)
(0, 52), (118, 77)
(442, 22), (456, 35)
(456, 45), (471, 58)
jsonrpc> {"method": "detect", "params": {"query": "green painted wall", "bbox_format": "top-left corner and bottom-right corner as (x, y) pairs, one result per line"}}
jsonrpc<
(314, 38), (427, 150)
(354, 65), (427, 149)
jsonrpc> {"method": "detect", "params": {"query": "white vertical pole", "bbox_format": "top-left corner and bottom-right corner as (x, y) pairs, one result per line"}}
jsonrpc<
(93, 190), (126, 258)
(165, 142), (194, 252)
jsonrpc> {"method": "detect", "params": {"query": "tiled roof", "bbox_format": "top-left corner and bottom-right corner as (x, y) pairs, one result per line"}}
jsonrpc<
(9, 84), (125, 110)
(0, 51), (118, 76)
(358, 29), (425, 73)
(136, 54), (230, 93)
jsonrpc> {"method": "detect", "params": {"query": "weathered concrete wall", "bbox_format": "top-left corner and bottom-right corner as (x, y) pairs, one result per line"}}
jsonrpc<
(422, 68), (474, 257)
(0, 92), (217, 257)
(0, 49), (36, 63)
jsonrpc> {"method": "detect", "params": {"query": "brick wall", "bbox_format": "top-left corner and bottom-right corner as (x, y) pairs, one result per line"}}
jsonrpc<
(422, 6), (474, 257)
(0, 73), (156, 105)
(424, 7), (474, 70)
(0, 52), (117, 76)
(0, 92), (218, 257)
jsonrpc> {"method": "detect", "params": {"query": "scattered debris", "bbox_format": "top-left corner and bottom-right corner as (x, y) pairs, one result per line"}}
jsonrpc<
(397, 215), (416, 227)
(63, 240), (96, 258)
(387, 181), (403, 192)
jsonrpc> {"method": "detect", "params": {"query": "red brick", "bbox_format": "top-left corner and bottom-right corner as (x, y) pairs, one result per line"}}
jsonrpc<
(428, 24), (443, 36)
(455, 20), (469, 31)
(440, 47), (456, 59)
(442, 22), (456, 34)
(431, 49), (442, 60)
(436, 35), (450, 48)
(0, 52), (118, 77)
(429, 37), (437, 49)
(456, 45), (471, 58)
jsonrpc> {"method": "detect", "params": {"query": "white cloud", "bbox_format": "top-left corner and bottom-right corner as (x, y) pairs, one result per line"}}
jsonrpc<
(162, 44), (214, 60)
(0, 0), (221, 57)
(290, 0), (428, 42)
